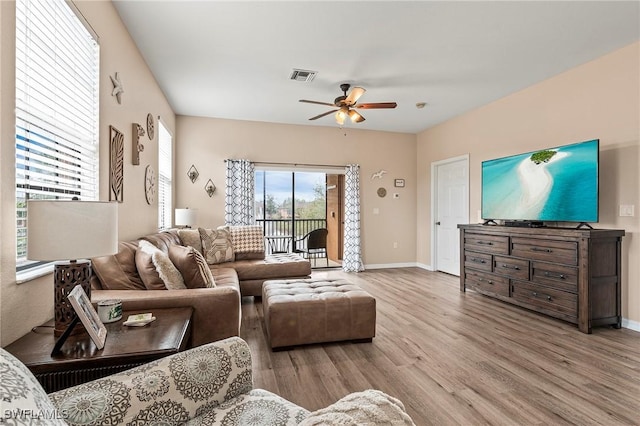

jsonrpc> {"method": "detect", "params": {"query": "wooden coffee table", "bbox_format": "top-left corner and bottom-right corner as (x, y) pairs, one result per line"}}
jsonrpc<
(5, 307), (193, 392)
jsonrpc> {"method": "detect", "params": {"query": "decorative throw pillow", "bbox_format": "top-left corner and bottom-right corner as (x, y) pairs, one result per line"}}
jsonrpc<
(198, 227), (235, 264)
(168, 245), (216, 288)
(228, 225), (265, 260)
(177, 229), (203, 254)
(136, 240), (185, 290)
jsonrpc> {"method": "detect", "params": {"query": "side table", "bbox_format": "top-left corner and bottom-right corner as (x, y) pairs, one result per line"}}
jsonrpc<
(4, 307), (193, 392)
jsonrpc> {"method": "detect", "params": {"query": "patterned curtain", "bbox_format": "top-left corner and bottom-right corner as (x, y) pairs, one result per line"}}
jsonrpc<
(343, 164), (365, 272)
(225, 159), (255, 226)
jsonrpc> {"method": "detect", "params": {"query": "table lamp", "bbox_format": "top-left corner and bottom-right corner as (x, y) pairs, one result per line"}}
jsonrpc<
(27, 200), (118, 336)
(175, 208), (197, 228)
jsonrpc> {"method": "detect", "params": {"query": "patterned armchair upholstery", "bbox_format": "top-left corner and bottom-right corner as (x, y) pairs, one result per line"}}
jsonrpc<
(1, 337), (307, 425)
(1, 336), (415, 425)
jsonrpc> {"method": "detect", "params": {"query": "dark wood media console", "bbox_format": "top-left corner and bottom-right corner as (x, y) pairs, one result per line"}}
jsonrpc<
(458, 224), (624, 333)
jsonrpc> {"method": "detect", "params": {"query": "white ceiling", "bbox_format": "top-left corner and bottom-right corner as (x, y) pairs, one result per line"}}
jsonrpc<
(112, 1), (639, 134)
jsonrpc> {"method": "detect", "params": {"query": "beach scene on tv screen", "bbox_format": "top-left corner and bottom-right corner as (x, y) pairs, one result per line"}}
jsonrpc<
(482, 140), (598, 222)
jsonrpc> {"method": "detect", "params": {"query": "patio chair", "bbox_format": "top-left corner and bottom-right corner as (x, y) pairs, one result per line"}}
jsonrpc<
(294, 228), (329, 267)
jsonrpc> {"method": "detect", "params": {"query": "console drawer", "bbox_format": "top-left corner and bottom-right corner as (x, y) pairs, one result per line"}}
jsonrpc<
(511, 237), (578, 265)
(464, 251), (492, 272)
(511, 280), (577, 319)
(493, 255), (529, 280)
(464, 270), (509, 297)
(464, 233), (509, 255)
(531, 261), (578, 293)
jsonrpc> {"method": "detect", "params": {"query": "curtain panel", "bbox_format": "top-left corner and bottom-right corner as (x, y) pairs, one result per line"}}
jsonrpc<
(225, 159), (255, 226)
(343, 164), (365, 272)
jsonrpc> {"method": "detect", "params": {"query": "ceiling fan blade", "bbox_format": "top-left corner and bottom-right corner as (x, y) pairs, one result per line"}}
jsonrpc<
(354, 102), (398, 109)
(299, 99), (335, 107)
(308, 110), (337, 121)
(345, 87), (366, 105)
(348, 109), (366, 123)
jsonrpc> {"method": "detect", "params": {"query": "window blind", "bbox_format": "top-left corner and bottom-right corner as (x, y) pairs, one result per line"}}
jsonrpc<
(158, 120), (172, 230)
(15, 0), (99, 265)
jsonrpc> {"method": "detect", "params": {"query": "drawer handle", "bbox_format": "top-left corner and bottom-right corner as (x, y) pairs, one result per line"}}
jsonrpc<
(544, 271), (566, 279)
(478, 278), (494, 284)
(477, 241), (493, 246)
(532, 292), (553, 302)
(531, 247), (552, 253)
(471, 258), (486, 264)
(501, 264), (520, 270)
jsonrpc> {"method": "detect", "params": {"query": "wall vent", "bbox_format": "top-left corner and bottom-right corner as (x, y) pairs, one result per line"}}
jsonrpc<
(289, 69), (317, 82)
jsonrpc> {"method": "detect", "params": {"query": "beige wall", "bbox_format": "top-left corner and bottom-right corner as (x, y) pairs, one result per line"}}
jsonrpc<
(0, 0), (175, 346)
(175, 117), (417, 267)
(417, 42), (640, 325)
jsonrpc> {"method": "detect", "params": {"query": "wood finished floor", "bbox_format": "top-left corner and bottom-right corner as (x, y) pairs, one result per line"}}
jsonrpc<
(240, 268), (640, 425)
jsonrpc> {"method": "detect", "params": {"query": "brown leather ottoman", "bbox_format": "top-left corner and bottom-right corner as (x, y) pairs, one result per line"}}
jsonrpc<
(262, 278), (376, 349)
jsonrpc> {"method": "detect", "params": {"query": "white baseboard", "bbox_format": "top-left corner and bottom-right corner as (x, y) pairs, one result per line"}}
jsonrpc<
(364, 262), (422, 270)
(622, 318), (640, 332)
(415, 263), (433, 271)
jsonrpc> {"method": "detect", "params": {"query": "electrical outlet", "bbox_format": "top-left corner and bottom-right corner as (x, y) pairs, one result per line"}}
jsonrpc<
(393, 242), (398, 249)
(619, 205), (635, 217)
(373, 208), (379, 215)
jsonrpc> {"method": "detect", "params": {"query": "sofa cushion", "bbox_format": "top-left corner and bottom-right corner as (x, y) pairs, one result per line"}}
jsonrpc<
(141, 230), (181, 254)
(199, 227), (235, 264)
(177, 228), (203, 254)
(216, 253), (311, 281)
(169, 244), (215, 289)
(91, 241), (146, 290)
(136, 240), (185, 290)
(209, 267), (240, 288)
(229, 225), (265, 260)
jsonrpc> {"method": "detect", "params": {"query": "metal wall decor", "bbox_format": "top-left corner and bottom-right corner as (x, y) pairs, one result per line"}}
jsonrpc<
(110, 72), (124, 104)
(205, 179), (216, 197)
(145, 165), (156, 205)
(188, 165), (199, 183)
(132, 123), (145, 165)
(147, 113), (155, 140)
(109, 125), (124, 202)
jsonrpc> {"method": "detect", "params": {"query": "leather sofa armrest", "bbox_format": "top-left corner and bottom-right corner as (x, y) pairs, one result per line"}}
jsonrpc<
(92, 288), (240, 347)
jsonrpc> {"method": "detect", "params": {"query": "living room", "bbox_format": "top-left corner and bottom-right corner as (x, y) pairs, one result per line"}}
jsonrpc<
(1, 0), (639, 424)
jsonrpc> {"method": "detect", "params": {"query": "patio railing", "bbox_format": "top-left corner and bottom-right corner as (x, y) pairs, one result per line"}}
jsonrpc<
(257, 218), (326, 253)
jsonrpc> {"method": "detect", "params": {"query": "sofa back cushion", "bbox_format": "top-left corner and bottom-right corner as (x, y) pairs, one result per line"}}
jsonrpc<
(177, 228), (203, 254)
(169, 244), (216, 288)
(141, 230), (181, 253)
(91, 241), (145, 290)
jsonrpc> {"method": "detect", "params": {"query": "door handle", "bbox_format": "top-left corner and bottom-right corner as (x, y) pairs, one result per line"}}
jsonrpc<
(436, 221), (441, 225)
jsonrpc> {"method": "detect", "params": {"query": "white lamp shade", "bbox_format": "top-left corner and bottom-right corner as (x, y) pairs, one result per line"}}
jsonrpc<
(175, 208), (197, 227)
(27, 200), (118, 261)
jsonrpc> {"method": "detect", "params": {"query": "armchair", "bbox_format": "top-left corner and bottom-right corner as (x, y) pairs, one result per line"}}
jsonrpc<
(1, 337), (415, 425)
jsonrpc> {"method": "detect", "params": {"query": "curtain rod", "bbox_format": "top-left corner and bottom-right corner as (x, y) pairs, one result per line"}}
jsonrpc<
(224, 160), (347, 168)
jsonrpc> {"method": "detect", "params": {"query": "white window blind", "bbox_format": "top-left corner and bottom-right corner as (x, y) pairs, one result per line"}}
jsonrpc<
(158, 120), (172, 230)
(15, 0), (100, 266)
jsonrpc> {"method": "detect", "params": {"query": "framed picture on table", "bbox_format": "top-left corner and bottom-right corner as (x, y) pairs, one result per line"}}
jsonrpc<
(68, 285), (107, 350)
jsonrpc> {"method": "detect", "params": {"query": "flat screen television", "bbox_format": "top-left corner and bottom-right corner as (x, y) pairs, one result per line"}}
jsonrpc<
(481, 139), (599, 224)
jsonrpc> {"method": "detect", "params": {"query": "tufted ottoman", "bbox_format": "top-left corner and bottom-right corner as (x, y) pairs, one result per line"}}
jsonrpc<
(262, 278), (376, 349)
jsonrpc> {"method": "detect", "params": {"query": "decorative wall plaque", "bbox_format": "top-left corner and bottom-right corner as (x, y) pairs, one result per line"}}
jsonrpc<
(188, 165), (199, 183)
(205, 179), (216, 197)
(110, 72), (124, 104)
(132, 123), (145, 165)
(145, 165), (156, 205)
(146, 113), (155, 140)
(109, 125), (124, 202)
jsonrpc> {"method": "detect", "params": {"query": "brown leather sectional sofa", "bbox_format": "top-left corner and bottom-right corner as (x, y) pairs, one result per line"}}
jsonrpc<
(90, 229), (311, 347)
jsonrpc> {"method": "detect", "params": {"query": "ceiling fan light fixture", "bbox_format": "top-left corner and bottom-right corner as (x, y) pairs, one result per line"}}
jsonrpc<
(348, 109), (364, 123)
(335, 108), (348, 125)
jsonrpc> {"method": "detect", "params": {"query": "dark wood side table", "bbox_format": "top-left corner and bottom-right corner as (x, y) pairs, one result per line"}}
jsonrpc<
(5, 307), (193, 393)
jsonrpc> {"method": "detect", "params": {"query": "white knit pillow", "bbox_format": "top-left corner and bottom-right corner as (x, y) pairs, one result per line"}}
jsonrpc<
(138, 240), (185, 290)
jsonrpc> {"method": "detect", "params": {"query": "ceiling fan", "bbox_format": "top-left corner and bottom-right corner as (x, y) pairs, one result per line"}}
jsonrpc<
(299, 83), (397, 125)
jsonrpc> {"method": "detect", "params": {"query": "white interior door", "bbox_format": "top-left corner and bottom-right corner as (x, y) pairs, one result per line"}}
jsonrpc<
(432, 155), (469, 276)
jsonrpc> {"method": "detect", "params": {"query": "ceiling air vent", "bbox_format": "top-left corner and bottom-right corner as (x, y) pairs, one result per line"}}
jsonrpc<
(289, 69), (317, 82)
